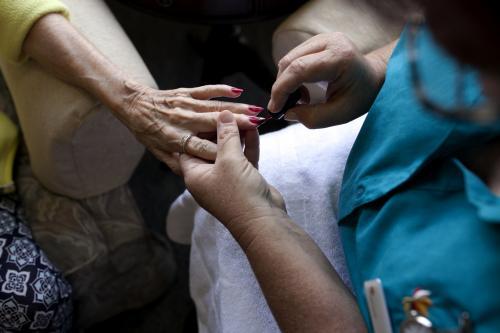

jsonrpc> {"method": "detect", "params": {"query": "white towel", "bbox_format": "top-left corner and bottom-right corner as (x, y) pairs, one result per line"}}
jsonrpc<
(167, 116), (364, 333)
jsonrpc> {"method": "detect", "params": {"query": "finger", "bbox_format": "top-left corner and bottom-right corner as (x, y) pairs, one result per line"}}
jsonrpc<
(243, 129), (260, 168)
(186, 85), (244, 100)
(189, 112), (264, 133)
(277, 35), (328, 76)
(217, 111), (245, 160)
(269, 50), (339, 113)
(286, 99), (355, 129)
(184, 135), (218, 161)
(166, 96), (259, 115)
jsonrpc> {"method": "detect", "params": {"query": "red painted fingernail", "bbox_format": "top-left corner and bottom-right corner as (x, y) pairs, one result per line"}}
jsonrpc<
(249, 116), (266, 125)
(248, 106), (264, 113)
(231, 88), (244, 94)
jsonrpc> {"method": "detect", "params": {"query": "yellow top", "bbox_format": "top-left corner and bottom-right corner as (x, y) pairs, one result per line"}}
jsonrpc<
(0, 0), (69, 63)
(0, 112), (18, 193)
(0, 0), (69, 193)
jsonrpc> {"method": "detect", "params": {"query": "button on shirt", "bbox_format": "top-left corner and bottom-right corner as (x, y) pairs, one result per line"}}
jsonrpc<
(339, 27), (500, 333)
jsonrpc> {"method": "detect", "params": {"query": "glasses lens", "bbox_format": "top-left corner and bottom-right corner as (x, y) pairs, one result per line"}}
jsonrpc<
(413, 29), (483, 112)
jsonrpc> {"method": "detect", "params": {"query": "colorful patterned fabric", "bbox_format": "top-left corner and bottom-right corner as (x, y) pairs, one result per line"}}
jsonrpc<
(0, 194), (73, 332)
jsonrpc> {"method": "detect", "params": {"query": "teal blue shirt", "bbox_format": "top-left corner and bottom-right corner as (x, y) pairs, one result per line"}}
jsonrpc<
(339, 27), (500, 333)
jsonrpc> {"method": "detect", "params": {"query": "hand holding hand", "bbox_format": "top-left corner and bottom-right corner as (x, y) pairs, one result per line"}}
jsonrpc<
(114, 82), (263, 171)
(269, 33), (392, 128)
(180, 111), (285, 234)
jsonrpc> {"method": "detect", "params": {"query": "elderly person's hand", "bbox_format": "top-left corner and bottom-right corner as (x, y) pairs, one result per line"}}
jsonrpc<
(179, 110), (285, 231)
(113, 81), (263, 172)
(23, 14), (265, 173)
(268, 33), (397, 128)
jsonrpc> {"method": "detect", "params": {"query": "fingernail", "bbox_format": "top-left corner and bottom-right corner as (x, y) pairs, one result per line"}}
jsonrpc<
(220, 111), (234, 123)
(248, 106), (264, 114)
(249, 116), (266, 125)
(284, 112), (298, 122)
(231, 88), (244, 94)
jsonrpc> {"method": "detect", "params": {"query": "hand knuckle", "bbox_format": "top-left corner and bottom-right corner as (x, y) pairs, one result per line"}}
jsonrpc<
(212, 100), (224, 112)
(330, 31), (343, 39)
(278, 56), (290, 69)
(163, 97), (174, 108)
(289, 58), (306, 75)
(170, 110), (192, 125)
(193, 140), (208, 153)
(339, 45), (356, 62)
(330, 32), (351, 46)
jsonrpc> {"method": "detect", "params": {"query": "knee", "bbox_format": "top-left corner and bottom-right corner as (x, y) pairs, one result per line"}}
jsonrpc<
(0, 217), (73, 332)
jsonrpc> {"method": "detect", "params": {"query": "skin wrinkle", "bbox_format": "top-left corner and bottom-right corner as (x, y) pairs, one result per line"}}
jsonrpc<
(24, 14), (257, 169)
(182, 2), (498, 331)
(212, 100), (224, 113)
(239, 213), (364, 333)
(269, 33), (396, 127)
(192, 140), (208, 155)
(184, 37), (401, 333)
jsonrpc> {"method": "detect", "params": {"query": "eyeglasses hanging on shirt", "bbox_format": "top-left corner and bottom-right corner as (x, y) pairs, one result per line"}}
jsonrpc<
(407, 16), (500, 124)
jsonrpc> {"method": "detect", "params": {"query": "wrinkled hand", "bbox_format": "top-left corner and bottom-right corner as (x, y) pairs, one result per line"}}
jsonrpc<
(268, 33), (389, 128)
(180, 111), (286, 230)
(114, 81), (262, 172)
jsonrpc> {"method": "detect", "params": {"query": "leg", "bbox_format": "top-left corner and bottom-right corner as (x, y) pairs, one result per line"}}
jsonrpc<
(0, 195), (73, 332)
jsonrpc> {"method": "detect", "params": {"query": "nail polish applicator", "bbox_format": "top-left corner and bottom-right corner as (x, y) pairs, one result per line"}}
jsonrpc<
(258, 90), (302, 127)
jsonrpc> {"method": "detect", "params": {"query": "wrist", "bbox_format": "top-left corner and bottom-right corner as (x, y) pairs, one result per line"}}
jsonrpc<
(225, 205), (290, 249)
(365, 39), (399, 87)
(364, 52), (388, 88)
(91, 71), (134, 114)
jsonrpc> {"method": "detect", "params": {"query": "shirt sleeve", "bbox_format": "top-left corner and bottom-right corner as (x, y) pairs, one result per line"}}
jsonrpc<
(0, 0), (69, 63)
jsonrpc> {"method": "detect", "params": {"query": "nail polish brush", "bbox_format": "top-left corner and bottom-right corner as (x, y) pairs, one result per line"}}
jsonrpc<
(258, 90), (302, 128)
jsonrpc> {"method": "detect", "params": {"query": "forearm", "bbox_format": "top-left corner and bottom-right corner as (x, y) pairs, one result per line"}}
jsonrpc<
(22, 13), (129, 112)
(229, 208), (366, 333)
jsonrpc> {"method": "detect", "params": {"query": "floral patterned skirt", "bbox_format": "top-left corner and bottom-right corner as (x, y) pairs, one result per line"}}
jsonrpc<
(0, 194), (73, 332)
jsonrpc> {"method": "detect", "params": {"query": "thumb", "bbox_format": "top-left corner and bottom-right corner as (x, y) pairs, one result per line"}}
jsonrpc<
(217, 110), (243, 160)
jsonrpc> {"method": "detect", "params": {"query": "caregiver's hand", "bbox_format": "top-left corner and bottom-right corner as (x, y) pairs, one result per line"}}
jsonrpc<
(268, 33), (397, 128)
(113, 81), (261, 168)
(180, 116), (365, 333)
(180, 111), (286, 235)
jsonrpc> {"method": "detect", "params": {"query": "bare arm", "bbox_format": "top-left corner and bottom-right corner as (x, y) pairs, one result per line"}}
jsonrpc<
(180, 111), (366, 332)
(233, 208), (366, 333)
(22, 14), (258, 169)
(23, 13), (129, 111)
